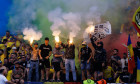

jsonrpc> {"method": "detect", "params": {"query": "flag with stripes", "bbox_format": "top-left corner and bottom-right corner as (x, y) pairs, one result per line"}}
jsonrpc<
(127, 34), (135, 74)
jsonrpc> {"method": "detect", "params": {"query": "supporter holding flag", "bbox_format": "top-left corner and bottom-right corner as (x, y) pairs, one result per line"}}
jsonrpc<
(90, 34), (106, 82)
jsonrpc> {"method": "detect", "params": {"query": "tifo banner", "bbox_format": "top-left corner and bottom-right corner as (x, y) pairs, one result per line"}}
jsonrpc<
(132, 7), (140, 34)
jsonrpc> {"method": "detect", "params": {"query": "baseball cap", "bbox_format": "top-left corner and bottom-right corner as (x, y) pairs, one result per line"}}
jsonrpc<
(12, 47), (17, 50)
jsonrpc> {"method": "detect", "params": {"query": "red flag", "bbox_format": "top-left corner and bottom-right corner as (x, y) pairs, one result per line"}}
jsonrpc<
(127, 34), (135, 74)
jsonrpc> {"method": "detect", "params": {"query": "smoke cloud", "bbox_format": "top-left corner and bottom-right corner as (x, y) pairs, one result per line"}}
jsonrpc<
(47, 5), (108, 42)
(8, 0), (128, 45)
(48, 7), (81, 42)
(48, 8), (65, 37)
(23, 28), (42, 43)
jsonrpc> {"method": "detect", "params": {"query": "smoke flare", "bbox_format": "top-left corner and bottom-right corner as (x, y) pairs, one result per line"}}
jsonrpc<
(23, 28), (42, 44)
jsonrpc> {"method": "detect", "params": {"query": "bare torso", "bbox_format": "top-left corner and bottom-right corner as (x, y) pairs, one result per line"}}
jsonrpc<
(31, 48), (39, 60)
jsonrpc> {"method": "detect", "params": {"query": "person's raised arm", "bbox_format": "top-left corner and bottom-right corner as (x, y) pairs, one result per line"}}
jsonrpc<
(60, 41), (67, 48)
(89, 34), (97, 49)
(30, 43), (33, 49)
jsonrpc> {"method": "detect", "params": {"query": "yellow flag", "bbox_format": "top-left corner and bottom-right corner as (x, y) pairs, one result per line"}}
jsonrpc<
(132, 7), (140, 34)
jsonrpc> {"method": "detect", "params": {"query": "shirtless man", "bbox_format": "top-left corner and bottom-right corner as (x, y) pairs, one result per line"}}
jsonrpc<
(11, 62), (24, 84)
(28, 42), (39, 82)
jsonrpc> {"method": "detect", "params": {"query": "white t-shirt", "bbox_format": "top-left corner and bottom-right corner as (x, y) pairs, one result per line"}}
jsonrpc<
(121, 58), (128, 69)
(0, 74), (7, 84)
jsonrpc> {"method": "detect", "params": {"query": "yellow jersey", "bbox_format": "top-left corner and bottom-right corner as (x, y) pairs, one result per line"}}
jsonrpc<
(0, 44), (5, 50)
(15, 40), (21, 48)
(2, 36), (12, 42)
(103, 66), (114, 79)
(0, 54), (5, 65)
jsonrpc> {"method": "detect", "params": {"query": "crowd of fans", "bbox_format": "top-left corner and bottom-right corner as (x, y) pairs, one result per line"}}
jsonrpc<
(0, 30), (139, 84)
(0, 1), (139, 84)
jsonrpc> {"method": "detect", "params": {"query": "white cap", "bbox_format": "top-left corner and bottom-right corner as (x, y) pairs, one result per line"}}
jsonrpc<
(12, 47), (17, 50)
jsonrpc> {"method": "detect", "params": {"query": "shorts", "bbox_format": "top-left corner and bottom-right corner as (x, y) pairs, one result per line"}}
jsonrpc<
(81, 61), (90, 70)
(53, 62), (61, 72)
(39, 59), (50, 69)
(93, 61), (102, 71)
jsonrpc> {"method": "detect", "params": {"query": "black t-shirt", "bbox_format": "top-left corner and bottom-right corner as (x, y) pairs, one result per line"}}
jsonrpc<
(39, 44), (52, 59)
(113, 56), (121, 61)
(111, 56), (121, 66)
(120, 73), (130, 83)
(94, 48), (106, 62)
(80, 47), (92, 61)
(133, 47), (140, 65)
